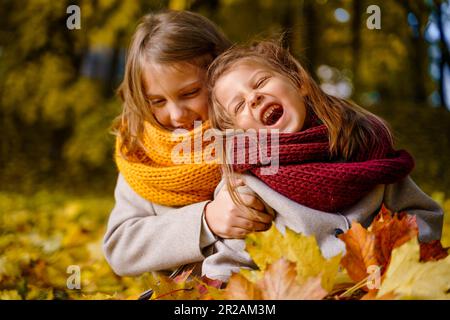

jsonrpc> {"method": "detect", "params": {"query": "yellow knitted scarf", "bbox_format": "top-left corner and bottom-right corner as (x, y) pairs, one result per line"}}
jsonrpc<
(115, 121), (221, 207)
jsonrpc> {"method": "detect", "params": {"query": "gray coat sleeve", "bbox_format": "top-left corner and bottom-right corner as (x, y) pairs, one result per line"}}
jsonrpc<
(383, 176), (444, 242)
(201, 184), (261, 282)
(103, 174), (213, 277)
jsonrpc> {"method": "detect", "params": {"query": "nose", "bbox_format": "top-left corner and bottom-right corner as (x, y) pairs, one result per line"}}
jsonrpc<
(167, 101), (190, 124)
(249, 93), (264, 108)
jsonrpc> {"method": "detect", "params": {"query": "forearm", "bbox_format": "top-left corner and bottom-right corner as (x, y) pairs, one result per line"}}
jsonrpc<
(103, 201), (211, 276)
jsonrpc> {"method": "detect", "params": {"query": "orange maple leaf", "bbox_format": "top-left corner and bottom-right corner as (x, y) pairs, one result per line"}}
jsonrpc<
(339, 205), (419, 283)
(224, 258), (327, 300)
(370, 207), (418, 270)
(419, 240), (449, 262)
(224, 273), (263, 300)
(259, 259), (327, 300)
(338, 222), (379, 282)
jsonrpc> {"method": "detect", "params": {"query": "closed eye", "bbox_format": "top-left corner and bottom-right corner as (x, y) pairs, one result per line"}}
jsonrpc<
(255, 76), (270, 89)
(149, 98), (165, 107)
(234, 100), (245, 114)
(182, 88), (200, 98)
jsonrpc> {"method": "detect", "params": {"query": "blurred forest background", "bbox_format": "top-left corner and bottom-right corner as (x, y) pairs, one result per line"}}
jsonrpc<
(0, 0), (449, 299)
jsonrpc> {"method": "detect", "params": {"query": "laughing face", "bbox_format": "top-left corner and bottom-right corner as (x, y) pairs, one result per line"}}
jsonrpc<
(213, 61), (307, 133)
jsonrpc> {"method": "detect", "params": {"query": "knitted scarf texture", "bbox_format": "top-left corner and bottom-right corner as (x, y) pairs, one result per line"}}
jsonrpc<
(232, 116), (415, 213)
(115, 121), (221, 207)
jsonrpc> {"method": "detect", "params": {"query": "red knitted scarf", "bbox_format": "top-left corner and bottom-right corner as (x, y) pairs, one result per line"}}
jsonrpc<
(231, 114), (415, 213)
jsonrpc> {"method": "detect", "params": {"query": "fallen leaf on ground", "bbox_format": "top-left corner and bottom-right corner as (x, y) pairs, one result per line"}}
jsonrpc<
(224, 258), (327, 300)
(339, 205), (420, 283)
(419, 240), (449, 262)
(245, 225), (340, 291)
(377, 238), (450, 299)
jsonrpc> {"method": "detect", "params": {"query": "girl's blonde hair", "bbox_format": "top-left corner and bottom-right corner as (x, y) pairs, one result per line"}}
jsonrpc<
(206, 40), (394, 216)
(113, 10), (231, 158)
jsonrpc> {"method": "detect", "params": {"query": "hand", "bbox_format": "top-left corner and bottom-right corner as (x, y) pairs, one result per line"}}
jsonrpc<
(204, 180), (274, 239)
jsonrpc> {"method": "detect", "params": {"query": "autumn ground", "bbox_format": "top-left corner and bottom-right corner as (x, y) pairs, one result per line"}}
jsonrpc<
(0, 190), (449, 300)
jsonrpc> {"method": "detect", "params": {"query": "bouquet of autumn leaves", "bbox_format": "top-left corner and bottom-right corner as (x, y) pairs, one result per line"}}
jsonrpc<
(137, 205), (449, 300)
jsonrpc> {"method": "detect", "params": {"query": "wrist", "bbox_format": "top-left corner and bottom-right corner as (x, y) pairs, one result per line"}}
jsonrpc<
(203, 201), (216, 236)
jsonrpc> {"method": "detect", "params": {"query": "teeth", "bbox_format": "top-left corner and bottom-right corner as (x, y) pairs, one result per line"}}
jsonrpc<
(262, 104), (283, 126)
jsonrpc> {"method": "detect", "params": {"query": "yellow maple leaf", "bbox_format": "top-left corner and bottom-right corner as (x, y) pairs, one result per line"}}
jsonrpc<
(245, 225), (341, 292)
(245, 225), (285, 271)
(378, 238), (450, 299)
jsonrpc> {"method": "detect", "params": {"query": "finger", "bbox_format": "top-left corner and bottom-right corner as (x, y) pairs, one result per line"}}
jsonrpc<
(238, 194), (265, 211)
(252, 211), (275, 224)
(252, 221), (272, 231)
(231, 216), (271, 232)
(237, 208), (274, 224)
(230, 216), (254, 232)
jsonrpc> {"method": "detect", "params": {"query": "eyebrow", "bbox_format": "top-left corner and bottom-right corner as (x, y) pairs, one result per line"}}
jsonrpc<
(146, 80), (202, 98)
(225, 70), (269, 111)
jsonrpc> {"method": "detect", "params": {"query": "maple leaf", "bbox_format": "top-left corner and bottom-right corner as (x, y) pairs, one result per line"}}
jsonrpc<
(141, 271), (223, 300)
(370, 206), (418, 269)
(196, 276), (224, 300)
(377, 237), (450, 299)
(419, 240), (449, 262)
(224, 259), (327, 300)
(338, 222), (378, 283)
(245, 226), (286, 271)
(224, 273), (262, 300)
(245, 225), (340, 292)
(339, 205), (420, 283)
(134, 272), (196, 300)
(258, 259), (327, 300)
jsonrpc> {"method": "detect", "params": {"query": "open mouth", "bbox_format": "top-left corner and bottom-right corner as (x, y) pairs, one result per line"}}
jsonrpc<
(261, 104), (284, 126)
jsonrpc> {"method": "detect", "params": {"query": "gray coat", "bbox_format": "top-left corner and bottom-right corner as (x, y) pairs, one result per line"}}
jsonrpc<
(103, 174), (217, 277)
(201, 174), (444, 282)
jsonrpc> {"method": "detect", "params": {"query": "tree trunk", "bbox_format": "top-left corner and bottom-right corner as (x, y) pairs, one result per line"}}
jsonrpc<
(434, 0), (450, 108)
(400, 0), (429, 102)
(302, 0), (319, 76)
(280, 0), (294, 49)
(351, 0), (363, 95)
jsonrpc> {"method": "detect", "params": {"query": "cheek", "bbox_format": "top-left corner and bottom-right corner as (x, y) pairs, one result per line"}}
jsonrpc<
(191, 93), (209, 116)
(236, 115), (261, 130)
(282, 86), (304, 113)
(152, 108), (171, 126)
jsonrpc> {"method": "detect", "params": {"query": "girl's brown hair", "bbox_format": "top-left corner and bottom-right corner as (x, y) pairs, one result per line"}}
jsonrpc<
(207, 40), (394, 215)
(113, 10), (231, 158)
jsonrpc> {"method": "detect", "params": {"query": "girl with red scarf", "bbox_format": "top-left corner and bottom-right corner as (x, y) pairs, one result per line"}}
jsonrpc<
(201, 41), (444, 282)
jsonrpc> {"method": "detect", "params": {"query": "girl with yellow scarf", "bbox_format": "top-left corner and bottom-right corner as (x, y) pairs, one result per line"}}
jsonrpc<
(103, 10), (273, 278)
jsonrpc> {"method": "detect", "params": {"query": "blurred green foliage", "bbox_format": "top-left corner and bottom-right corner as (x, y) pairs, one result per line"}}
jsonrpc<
(367, 101), (450, 195)
(0, 0), (448, 195)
